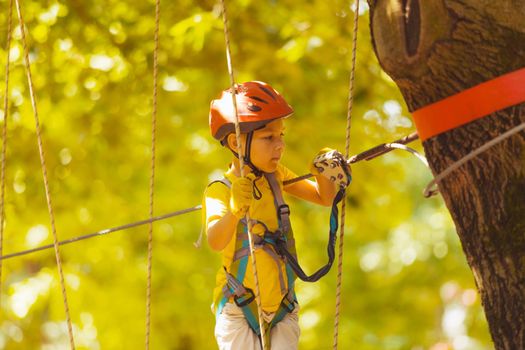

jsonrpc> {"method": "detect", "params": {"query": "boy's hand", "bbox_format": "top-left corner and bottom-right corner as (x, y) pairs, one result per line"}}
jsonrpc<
(310, 148), (352, 188)
(230, 173), (256, 219)
(310, 148), (334, 175)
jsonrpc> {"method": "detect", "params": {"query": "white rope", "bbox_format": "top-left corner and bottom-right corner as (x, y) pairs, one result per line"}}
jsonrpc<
(333, 0), (360, 348)
(0, 0), (14, 310)
(219, 0), (268, 348)
(424, 122), (525, 197)
(145, 0), (161, 348)
(14, 0), (75, 347)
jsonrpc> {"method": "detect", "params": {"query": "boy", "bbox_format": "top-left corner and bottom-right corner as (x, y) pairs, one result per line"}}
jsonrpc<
(204, 81), (350, 349)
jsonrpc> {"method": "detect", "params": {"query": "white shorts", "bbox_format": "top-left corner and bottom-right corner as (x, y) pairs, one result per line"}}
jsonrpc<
(215, 302), (300, 350)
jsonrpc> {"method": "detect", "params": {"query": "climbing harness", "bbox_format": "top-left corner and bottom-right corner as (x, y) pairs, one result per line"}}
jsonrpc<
(211, 175), (296, 348)
(210, 161), (350, 347)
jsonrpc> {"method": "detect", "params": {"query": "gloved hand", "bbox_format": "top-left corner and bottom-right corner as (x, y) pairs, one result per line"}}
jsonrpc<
(310, 147), (334, 175)
(310, 148), (352, 188)
(229, 173), (256, 219)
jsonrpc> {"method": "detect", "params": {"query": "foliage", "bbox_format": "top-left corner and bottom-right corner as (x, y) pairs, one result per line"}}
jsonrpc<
(0, 0), (492, 349)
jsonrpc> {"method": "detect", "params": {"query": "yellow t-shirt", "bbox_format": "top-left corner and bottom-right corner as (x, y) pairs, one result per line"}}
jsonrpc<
(204, 164), (297, 313)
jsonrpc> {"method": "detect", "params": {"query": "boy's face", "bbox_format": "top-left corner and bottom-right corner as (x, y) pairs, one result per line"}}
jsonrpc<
(247, 119), (286, 173)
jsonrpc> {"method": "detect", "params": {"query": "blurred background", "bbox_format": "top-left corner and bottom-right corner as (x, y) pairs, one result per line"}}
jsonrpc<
(0, 0), (492, 349)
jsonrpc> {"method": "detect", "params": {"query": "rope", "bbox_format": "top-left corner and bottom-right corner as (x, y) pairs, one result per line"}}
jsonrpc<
(0, 206), (201, 261)
(424, 121), (525, 197)
(145, 0), (160, 347)
(14, 0), (75, 348)
(0, 0), (14, 309)
(333, 0), (360, 348)
(219, 0), (268, 348)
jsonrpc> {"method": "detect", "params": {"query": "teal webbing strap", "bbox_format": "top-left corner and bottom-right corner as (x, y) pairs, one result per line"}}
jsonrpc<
(217, 296), (228, 318)
(236, 225), (249, 283)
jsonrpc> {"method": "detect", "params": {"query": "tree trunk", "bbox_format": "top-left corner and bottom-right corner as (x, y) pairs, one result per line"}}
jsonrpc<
(367, 1), (525, 349)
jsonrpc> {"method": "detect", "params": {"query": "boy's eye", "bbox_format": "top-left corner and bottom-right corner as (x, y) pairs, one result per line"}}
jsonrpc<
(260, 133), (284, 140)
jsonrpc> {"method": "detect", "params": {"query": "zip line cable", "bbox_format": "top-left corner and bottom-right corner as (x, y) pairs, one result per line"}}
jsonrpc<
(424, 121), (525, 197)
(0, 0), (14, 310)
(0, 206), (202, 261)
(145, 0), (160, 348)
(219, 0), (268, 347)
(333, 0), (360, 348)
(0, 134), (420, 262)
(14, 0), (75, 347)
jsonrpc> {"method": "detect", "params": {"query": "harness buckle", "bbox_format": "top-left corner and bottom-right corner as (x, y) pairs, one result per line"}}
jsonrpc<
(281, 295), (295, 313)
(277, 204), (290, 216)
(234, 288), (255, 307)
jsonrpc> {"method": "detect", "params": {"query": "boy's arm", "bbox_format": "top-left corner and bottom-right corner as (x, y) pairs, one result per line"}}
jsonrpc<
(283, 149), (350, 206)
(207, 212), (240, 252)
(284, 176), (337, 207)
(206, 175), (255, 251)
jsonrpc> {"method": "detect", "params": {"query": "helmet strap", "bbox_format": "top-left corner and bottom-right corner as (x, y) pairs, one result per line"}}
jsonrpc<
(228, 131), (263, 177)
(243, 131), (263, 177)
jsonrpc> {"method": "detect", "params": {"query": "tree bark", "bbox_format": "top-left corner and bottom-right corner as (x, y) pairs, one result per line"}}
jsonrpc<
(368, 1), (525, 349)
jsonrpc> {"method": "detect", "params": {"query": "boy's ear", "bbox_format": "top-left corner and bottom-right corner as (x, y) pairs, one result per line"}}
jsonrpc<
(226, 133), (238, 150)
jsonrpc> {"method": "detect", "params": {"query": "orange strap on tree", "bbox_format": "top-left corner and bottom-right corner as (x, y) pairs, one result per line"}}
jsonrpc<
(413, 67), (525, 141)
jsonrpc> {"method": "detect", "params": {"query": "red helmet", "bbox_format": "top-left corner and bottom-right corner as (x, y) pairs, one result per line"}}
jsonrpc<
(209, 81), (293, 142)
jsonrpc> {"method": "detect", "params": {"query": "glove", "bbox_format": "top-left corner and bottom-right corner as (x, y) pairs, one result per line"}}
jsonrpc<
(229, 173), (256, 219)
(310, 148), (352, 188)
(310, 148), (334, 175)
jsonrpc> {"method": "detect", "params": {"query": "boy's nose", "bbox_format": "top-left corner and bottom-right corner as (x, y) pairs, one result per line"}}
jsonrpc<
(275, 138), (285, 151)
